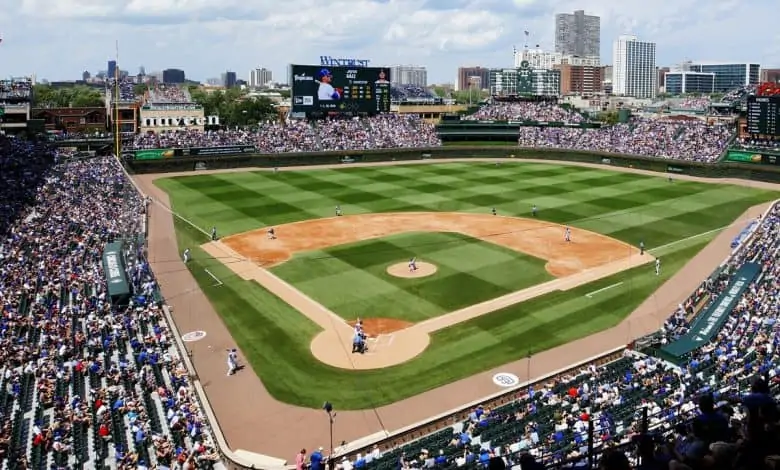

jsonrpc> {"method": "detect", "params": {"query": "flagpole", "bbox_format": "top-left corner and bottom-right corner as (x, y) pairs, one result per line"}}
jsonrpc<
(114, 40), (121, 161)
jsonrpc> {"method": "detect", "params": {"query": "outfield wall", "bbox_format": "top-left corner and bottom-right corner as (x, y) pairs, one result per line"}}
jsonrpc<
(126, 146), (780, 183)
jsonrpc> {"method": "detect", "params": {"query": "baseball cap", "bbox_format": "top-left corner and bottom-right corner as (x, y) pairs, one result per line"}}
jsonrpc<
(319, 68), (332, 78)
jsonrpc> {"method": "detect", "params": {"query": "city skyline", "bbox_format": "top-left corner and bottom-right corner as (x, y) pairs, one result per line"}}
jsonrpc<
(0, 0), (778, 83)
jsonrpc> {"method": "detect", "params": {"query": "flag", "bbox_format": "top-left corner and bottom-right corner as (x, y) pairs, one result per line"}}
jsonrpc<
(524, 30), (529, 36)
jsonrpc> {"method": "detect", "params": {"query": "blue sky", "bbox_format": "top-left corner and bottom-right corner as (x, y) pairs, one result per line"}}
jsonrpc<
(1, 0), (778, 84)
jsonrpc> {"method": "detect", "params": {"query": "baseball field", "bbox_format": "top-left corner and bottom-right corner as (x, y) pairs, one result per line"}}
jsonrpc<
(152, 161), (776, 413)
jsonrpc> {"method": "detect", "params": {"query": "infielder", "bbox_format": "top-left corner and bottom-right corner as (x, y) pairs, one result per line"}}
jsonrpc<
(491, 207), (497, 216)
(336, 205), (342, 217)
(267, 227), (276, 239)
(409, 257), (418, 272)
(639, 241), (645, 255)
(227, 348), (238, 376)
(532, 205), (538, 217)
(182, 248), (191, 263)
(564, 226), (571, 242)
(655, 258), (661, 276)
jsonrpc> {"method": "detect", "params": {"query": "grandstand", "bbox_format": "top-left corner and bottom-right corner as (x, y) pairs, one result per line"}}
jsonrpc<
(147, 84), (194, 105)
(390, 85), (442, 105)
(0, 77), (33, 134)
(0, 135), (224, 469)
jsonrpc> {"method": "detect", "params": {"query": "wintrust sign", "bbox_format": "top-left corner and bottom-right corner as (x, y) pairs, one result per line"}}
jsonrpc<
(320, 56), (370, 67)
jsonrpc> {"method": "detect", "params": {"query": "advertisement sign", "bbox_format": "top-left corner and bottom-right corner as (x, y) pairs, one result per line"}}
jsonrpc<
(102, 242), (130, 303)
(181, 145), (256, 157)
(667, 165), (686, 174)
(320, 56), (370, 67)
(726, 150), (763, 163)
(661, 262), (761, 358)
(291, 64), (391, 114)
(134, 149), (175, 160)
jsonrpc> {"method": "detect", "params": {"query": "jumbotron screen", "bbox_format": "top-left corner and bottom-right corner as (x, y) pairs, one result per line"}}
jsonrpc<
(290, 65), (391, 114)
(746, 95), (780, 136)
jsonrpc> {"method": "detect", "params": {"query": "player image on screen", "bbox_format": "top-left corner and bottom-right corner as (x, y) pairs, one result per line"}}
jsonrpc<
(375, 70), (390, 84)
(317, 69), (341, 101)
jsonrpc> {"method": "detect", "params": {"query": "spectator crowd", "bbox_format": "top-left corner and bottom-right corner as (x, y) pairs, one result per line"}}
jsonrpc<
(518, 118), (734, 162)
(0, 135), (221, 468)
(127, 114), (441, 152)
(465, 102), (585, 124)
(0, 78), (33, 100)
(107, 79), (137, 102)
(326, 203), (780, 470)
(147, 85), (193, 104)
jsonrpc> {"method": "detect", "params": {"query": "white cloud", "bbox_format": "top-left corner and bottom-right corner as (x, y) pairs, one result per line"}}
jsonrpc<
(2, 0), (778, 83)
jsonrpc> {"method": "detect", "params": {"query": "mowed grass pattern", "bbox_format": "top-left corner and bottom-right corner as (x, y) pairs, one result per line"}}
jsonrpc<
(156, 162), (775, 250)
(271, 232), (553, 322)
(158, 162), (778, 409)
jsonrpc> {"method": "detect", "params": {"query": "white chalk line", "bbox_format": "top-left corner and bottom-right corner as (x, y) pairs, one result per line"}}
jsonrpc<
(648, 225), (730, 254)
(151, 197), (211, 238)
(585, 282), (624, 298)
(204, 269), (223, 287)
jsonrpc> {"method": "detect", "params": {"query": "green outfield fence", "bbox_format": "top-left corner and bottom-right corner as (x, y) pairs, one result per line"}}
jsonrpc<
(126, 145), (780, 183)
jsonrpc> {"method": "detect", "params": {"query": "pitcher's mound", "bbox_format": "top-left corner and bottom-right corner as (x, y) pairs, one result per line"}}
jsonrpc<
(387, 261), (437, 278)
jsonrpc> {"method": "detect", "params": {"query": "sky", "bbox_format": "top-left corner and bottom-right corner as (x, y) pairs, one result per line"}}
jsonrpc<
(1, 0), (778, 84)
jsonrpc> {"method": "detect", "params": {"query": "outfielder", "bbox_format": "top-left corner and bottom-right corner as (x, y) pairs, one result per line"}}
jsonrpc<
(182, 248), (191, 263)
(409, 257), (418, 272)
(564, 226), (571, 242)
(211, 226), (217, 241)
(655, 258), (661, 276)
(491, 207), (497, 216)
(639, 241), (645, 255)
(532, 205), (538, 217)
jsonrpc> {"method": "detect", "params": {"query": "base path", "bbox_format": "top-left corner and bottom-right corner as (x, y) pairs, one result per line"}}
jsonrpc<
(132, 159), (778, 461)
(387, 261), (437, 278)
(204, 212), (650, 370)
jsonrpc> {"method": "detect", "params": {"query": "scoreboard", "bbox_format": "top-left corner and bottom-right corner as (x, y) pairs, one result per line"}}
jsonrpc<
(746, 95), (780, 136)
(291, 65), (391, 114)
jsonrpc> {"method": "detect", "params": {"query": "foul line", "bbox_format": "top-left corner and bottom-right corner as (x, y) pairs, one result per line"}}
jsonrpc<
(648, 225), (729, 254)
(585, 282), (623, 298)
(150, 197), (211, 238)
(204, 269), (224, 287)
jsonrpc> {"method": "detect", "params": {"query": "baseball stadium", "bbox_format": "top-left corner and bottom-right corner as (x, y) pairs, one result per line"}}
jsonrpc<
(3, 74), (780, 470)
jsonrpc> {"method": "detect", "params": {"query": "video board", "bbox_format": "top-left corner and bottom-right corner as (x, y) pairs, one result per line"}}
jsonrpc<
(290, 65), (391, 114)
(746, 95), (780, 136)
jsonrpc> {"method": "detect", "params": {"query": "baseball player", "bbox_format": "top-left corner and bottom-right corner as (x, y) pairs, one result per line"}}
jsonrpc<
(409, 257), (418, 272)
(336, 205), (342, 217)
(227, 348), (238, 376)
(491, 207), (497, 216)
(564, 226), (571, 242)
(182, 248), (191, 263)
(316, 69), (341, 101)
(532, 205), (538, 217)
(273, 167), (279, 174)
(639, 241), (645, 255)
(655, 258), (661, 276)
(267, 227), (276, 239)
(211, 226), (217, 241)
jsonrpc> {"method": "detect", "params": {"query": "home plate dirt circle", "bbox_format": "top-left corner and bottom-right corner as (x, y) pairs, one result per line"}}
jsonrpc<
(386, 261), (438, 278)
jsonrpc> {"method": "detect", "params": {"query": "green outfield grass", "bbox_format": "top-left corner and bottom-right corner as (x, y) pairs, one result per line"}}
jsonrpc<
(270, 232), (552, 322)
(156, 161), (777, 409)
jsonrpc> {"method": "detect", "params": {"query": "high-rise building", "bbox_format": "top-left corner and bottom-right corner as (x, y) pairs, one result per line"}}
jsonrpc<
(555, 10), (600, 60)
(555, 64), (603, 94)
(686, 63), (760, 91)
(389, 65), (427, 87)
(107, 60), (117, 79)
(762, 68), (780, 83)
(664, 72), (715, 94)
(162, 69), (186, 84)
(82, 71), (91, 81)
(249, 67), (273, 88)
(612, 35), (657, 98)
(657, 67), (670, 91)
(457, 67), (491, 91)
(222, 71), (237, 88)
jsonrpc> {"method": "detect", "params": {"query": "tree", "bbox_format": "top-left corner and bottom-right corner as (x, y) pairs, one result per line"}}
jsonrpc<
(188, 86), (276, 127)
(451, 89), (489, 104)
(33, 85), (104, 108)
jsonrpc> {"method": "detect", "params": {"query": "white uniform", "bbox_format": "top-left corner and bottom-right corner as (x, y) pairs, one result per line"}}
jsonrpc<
(409, 257), (417, 271)
(227, 349), (238, 376)
(564, 228), (571, 242)
(182, 248), (191, 263)
(655, 259), (661, 275)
